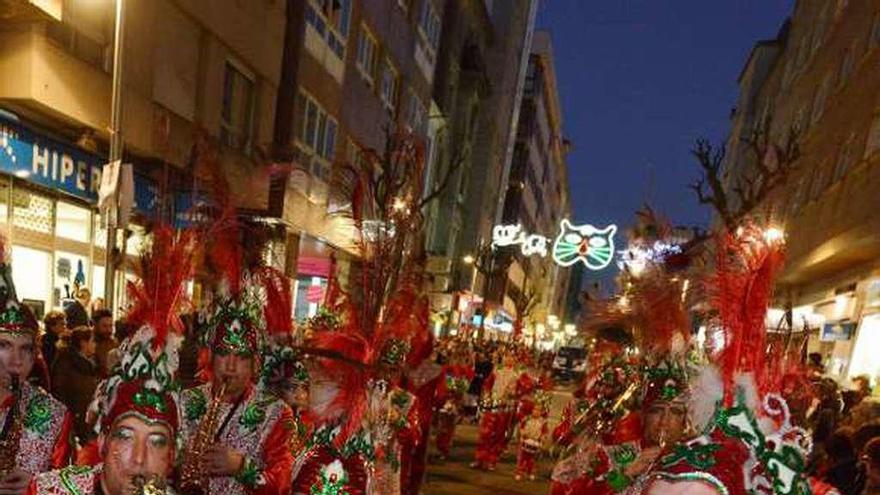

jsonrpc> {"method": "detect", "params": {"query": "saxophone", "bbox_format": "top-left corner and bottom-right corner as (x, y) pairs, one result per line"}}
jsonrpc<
(179, 381), (227, 495)
(0, 375), (22, 479)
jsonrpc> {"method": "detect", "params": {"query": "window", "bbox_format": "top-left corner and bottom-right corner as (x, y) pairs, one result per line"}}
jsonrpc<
(871, 13), (880, 49)
(810, 75), (831, 125)
(380, 60), (400, 111)
(838, 48), (854, 87)
(295, 92), (338, 178)
(305, 0), (352, 58)
(406, 90), (427, 134)
(788, 175), (807, 216)
(220, 62), (255, 153)
(865, 113), (880, 159)
(794, 103), (811, 134)
(810, 162), (829, 200)
(356, 25), (378, 84)
(56, 201), (90, 243)
(812, 4), (830, 56)
(833, 135), (857, 182)
(419, 0), (442, 53)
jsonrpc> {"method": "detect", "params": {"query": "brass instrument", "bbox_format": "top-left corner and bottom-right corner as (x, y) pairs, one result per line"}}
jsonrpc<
(559, 380), (640, 460)
(131, 474), (169, 495)
(179, 381), (227, 495)
(0, 375), (22, 478)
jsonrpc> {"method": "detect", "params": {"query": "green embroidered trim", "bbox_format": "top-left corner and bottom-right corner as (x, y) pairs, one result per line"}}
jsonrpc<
(341, 432), (375, 462)
(185, 389), (208, 421)
(661, 442), (720, 471)
(713, 394), (811, 495)
(0, 306), (26, 327)
(238, 402), (267, 431)
(23, 393), (53, 434)
(605, 470), (631, 492)
(133, 389), (166, 413)
(58, 465), (93, 495)
(235, 456), (263, 488)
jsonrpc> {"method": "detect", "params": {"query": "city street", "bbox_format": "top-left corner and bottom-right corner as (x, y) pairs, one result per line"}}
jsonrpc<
(423, 386), (572, 495)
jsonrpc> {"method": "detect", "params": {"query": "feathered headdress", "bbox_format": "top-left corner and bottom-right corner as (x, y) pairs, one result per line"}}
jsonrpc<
(708, 225), (785, 404)
(93, 226), (195, 434)
(630, 227), (814, 495)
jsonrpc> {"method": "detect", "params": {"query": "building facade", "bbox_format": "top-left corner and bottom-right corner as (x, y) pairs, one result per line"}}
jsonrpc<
(423, 0), (539, 337)
(268, 0), (445, 321)
(725, 0), (880, 386)
(496, 30), (572, 346)
(0, 0), (283, 316)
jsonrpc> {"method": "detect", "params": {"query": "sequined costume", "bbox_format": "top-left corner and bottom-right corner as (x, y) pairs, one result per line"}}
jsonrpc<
(1, 382), (72, 476)
(179, 383), (295, 495)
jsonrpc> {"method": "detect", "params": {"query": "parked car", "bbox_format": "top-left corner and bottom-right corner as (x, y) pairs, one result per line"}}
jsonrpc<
(552, 346), (587, 381)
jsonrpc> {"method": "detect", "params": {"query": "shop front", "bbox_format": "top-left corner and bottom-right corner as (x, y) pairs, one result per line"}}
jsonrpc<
(292, 233), (352, 322)
(0, 116), (158, 319)
(796, 275), (880, 389)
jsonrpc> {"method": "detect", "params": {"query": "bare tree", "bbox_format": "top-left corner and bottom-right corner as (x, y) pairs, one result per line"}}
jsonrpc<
(690, 118), (800, 230)
(513, 278), (541, 339)
(328, 126), (464, 335)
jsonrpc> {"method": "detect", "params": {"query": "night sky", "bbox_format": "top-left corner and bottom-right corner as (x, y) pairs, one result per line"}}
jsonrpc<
(536, 0), (793, 288)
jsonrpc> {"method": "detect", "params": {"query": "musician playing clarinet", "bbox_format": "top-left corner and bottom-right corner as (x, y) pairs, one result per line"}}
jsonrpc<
(0, 242), (72, 495)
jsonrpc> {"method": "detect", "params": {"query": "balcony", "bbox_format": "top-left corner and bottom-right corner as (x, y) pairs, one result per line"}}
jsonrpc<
(0, 25), (153, 154)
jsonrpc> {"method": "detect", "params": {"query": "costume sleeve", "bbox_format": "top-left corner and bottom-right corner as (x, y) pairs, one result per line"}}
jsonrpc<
(51, 411), (75, 468)
(24, 479), (36, 495)
(239, 406), (295, 495)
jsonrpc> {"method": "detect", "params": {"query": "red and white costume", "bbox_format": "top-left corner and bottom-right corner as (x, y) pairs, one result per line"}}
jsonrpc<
(516, 412), (547, 478)
(473, 363), (520, 467)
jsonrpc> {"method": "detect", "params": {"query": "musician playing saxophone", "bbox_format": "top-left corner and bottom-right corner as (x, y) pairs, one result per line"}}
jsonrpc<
(0, 258), (72, 495)
(178, 299), (294, 495)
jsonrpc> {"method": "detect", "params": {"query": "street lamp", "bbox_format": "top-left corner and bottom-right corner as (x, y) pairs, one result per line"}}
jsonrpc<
(103, 0), (126, 311)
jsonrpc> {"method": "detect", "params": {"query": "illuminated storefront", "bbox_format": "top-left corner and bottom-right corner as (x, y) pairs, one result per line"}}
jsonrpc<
(0, 116), (156, 318)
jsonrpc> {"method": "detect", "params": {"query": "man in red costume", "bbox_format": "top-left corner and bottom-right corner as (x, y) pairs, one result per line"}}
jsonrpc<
(471, 351), (522, 470)
(178, 290), (296, 495)
(29, 226), (190, 495)
(0, 241), (72, 495)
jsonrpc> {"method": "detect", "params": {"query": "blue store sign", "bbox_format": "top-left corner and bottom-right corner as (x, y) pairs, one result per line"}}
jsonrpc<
(0, 117), (158, 214)
(173, 191), (213, 228)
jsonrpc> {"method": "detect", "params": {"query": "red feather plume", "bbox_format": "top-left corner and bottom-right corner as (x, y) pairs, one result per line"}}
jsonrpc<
(125, 226), (196, 350)
(256, 266), (293, 337)
(708, 226), (785, 405)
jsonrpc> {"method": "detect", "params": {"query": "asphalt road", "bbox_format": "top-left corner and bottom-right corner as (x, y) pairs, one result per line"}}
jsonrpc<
(422, 385), (572, 495)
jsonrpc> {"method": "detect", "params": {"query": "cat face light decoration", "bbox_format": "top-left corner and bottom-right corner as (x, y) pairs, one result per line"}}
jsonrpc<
(491, 219), (618, 271)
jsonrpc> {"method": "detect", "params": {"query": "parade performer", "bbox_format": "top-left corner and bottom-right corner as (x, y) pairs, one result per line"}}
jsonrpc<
(258, 271), (312, 455)
(177, 213), (295, 495)
(0, 236), (73, 495)
(472, 351), (521, 470)
(400, 324), (442, 495)
(516, 393), (549, 481)
(434, 346), (474, 459)
(28, 226), (193, 495)
(293, 282), (421, 495)
(623, 227), (821, 495)
(549, 350), (643, 495)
